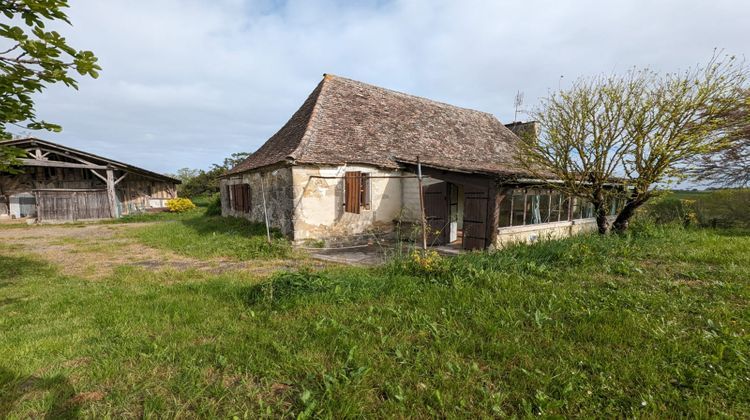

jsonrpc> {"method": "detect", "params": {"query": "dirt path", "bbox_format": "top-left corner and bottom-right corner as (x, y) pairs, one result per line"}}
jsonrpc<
(0, 223), (310, 280)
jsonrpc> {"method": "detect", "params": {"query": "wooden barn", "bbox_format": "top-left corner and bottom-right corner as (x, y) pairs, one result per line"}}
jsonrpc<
(0, 138), (179, 222)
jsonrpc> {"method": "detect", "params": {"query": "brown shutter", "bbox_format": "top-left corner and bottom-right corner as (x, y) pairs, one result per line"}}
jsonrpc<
(237, 184), (243, 212)
(243, 184), (251, 212)
(237, 184), (242, 212)
(236, 185), (241, 211)
(344, 171), (361, 214)
(237, 184), (245, 211)
(232, 184), (244, 212)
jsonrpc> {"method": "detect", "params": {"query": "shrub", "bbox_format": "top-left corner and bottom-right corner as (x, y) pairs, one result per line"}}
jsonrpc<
(166, 198), (196, 213)
(694, 189), (750, 228)
(205, 194), (221, 216)
(641, 196), (696, 226)
(390, 249), (450, 280)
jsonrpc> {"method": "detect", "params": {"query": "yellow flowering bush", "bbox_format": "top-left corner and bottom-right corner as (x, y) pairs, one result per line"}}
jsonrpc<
(166, 198), (196, 213)
(408, 249), (444, 274)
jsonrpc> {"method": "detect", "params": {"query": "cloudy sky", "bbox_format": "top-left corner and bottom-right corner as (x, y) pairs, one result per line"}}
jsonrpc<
(26, 0), (750, 175)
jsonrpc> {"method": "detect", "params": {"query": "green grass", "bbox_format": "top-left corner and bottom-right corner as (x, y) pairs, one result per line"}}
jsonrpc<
(670, 190), (710, 200)
(126, 213), (291, 261)
(1, 226), (749, 417)
(112, 195), (291, 261)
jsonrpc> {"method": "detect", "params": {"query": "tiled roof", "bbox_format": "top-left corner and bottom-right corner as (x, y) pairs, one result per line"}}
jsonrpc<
(228, 74), (525, 176)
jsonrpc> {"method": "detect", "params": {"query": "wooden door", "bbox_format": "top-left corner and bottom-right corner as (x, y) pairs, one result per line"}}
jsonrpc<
(36, 190), (110, 221)
(463, 184), (489, 250)
(423, 182), (449, 245)
(449, 183), (459, 242)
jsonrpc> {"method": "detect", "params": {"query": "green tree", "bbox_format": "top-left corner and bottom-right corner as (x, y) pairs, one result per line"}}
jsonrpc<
(518, 54), (747, 234)
(0, 0), (100, 171)
(174, 153), (251, 198)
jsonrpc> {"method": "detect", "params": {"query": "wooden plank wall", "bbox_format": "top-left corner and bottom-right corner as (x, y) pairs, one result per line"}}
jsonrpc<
(2, 162), (178, 220)
(117, 177), (176, 215)
(36, 190), (110, 221)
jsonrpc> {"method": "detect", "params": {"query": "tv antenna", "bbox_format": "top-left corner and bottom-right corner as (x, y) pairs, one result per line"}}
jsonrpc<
(513, 90), (524, 122)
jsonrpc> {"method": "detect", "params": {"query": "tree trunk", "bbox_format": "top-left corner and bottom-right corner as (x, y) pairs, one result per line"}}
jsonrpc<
(612, 199), (645, 233)
(594, 202), (610, 234)
(592, 190), (609, 234)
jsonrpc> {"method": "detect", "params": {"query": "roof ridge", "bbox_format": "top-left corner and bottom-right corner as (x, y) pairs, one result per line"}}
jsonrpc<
(1, 137), (179, 182)
(289, 75), (330, 162)
(323, 73), (499, 119)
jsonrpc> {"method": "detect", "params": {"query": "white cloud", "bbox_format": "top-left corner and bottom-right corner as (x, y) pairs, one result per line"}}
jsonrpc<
(27, 0), (750, 174)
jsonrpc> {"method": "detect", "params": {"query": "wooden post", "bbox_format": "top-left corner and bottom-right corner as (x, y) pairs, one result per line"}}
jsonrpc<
(105, 167), (117, 218)
(34, 190), (42, 222)
(485, 183), (504, 249)
(260, 174), (272, 244)
(508, 193), (514, 226)
(417, 156), (427, 251)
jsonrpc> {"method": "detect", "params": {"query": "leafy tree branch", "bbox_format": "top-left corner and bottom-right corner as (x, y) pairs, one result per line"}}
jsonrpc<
(0, 0), (100, 172)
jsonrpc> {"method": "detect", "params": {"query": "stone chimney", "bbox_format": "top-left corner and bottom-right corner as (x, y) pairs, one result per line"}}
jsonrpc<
(504, 121), (540, 141)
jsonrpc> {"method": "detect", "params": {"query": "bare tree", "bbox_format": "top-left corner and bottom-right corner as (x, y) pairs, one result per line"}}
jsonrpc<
(518, 54), (748, 234)
(692, 89), (750, 187)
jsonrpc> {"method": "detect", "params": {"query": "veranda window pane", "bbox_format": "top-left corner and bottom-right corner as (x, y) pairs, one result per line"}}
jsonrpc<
(528, 194), (542, 224)
(611, 197), (625, 215)
(540, 194), (551, 223)
(550, 193), (562, 221)
(498, 193), (512, 227)
(561, 197), (571, 220)
(512, 192), (525, 226)
(584, 201), (594, 218)
(572, 198), (582, 220)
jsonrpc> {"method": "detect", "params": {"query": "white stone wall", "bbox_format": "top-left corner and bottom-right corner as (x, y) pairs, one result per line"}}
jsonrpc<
(494, 217), (611, 248)
(220, 166), (295, 235)
(400, 176), (441, 222)
(291, 164), (404, 243)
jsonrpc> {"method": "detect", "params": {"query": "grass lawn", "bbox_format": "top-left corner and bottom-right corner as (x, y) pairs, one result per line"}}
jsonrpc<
(125, 213), (292, 261)
(1, 225), (748, 417)
(670, 190), (711, 201)
(111, 196), (292, 261)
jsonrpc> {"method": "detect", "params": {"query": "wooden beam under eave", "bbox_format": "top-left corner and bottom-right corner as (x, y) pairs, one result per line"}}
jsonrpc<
(405, 165), (493, 189)
(19, 159), (108, 170)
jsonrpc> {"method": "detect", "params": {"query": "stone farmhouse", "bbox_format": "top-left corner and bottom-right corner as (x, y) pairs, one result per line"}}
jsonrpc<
(221, 74), (619, 250)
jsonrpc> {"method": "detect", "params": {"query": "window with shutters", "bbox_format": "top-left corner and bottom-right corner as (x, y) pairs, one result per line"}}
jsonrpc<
(344, 171), (371, 213)
(229, 184), (251, 212)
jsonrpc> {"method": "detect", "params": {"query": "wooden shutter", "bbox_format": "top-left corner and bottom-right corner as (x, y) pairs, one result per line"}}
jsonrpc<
(242, 184), (251, 212)
(236, 185), (242, 211)
(236, 184), (243, 212)
(231, 184), (246, 212)
(344, 171), (361, 214)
